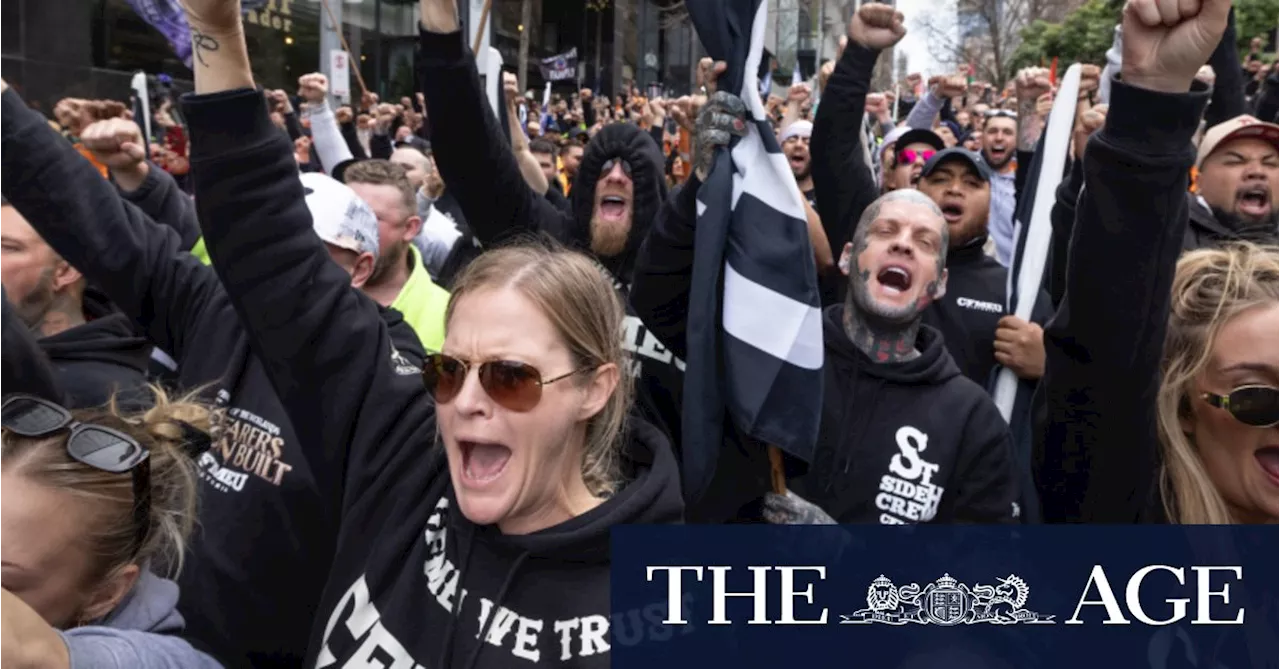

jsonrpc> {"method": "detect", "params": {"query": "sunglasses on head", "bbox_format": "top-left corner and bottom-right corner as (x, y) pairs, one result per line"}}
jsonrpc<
(1, 395), (152, 556)
(1201, 385), (1279, 428)
(898, 149), (936, 165)
(600, 157), (633, 177)
(423, 354), (598, 412)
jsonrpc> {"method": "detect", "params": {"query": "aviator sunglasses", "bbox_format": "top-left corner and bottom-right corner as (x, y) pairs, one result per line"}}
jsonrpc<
(1, 394), (152, 555)
(424, 354), (598, 412)
(1201, 385), (1279, 428)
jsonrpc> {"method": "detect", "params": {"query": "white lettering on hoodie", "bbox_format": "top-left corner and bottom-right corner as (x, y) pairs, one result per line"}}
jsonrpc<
(875, 426), (946, 524)
(317, 497), (689, 666)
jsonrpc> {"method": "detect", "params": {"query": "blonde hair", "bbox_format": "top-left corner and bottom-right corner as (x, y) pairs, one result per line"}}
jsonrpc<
(1, 386), (209, 582)
(445, 240), (632, 495)
(1157, 242), (1279, 524)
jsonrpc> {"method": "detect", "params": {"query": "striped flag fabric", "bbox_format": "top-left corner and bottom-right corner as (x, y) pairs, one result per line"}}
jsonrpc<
(682, 0), (825, 500)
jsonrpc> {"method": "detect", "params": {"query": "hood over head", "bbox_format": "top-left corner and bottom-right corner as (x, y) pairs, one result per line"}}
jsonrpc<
(38, 303), (151, 372)
(570, 123), (668, 284)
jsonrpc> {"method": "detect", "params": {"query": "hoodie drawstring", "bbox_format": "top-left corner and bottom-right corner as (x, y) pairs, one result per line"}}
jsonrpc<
(461, 551), (530, 669)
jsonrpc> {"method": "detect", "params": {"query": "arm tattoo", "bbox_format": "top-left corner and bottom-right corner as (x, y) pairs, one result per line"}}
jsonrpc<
(1016, 96), (1042, 152)
(191, 28), (220, 68)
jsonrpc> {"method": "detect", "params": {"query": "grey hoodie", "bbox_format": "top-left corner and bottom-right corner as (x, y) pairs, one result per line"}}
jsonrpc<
(58, 570), (222, 669)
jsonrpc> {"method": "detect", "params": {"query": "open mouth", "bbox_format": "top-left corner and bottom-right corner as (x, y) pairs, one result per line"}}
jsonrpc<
(788, 154), (807, 170)
(460, 440), (512, 485)
(940, 202), (965, 224)
(599, 195), (628, 221)
(1236, 187), (1272, 218)
(876, 265), (913, 295)
(1256, 446), (1278, 486)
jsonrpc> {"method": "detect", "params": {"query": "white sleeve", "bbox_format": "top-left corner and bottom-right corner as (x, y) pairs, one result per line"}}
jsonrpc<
(303, 101), (353, 176)
(413, 205), (464, 275)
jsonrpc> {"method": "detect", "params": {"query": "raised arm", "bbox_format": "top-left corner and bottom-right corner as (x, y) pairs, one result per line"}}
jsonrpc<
(1, 85), (220, 362)
(418, 0), (568, 246)
(811, 4), (902, 264)
(1036, 0), (1220, 523)
(179, 3), (431, 501)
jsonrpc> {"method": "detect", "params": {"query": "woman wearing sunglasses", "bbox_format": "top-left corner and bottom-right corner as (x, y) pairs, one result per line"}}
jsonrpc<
(1037, 29), (1278, 525)
(1, 388), (222, 668)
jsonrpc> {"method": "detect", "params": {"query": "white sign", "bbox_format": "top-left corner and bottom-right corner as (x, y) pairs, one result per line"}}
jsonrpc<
(329, 49), (351, 103)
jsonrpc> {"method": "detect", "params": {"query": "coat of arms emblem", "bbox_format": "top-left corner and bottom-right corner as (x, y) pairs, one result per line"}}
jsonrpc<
(841, 573), (1055, 626)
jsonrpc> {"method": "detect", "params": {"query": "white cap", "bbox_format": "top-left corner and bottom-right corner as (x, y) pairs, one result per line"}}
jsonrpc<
(883, 126), (912, 148)
(780, 120), (813, 143)
(300, 172), (380, 259)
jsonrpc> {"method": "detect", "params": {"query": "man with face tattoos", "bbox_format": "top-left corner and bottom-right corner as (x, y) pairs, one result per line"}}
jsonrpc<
(634, 164), (1021, 523)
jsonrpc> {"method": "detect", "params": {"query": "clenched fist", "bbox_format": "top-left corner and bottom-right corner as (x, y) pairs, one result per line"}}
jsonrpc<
(849, 3), (906, 51)
(1072, 102), (1108, 160)
(81, 118), (148, 172)
(994, 315), (1045, 380)
(297, 72), (329, 104)
(1015, 67), (1053, 101)
(1121, 0), (1230, 93)
(930, 74), (967, 99)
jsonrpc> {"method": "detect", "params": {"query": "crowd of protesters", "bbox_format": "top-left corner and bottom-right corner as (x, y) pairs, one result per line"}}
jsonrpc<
(0, 0), (1276, 666)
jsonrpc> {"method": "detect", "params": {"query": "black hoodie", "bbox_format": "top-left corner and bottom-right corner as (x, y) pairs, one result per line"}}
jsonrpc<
(417, 27), (685, 462)
(786, 306), (1020, 524)
(38, 297), (152, 411)
(181, 86), (684, 669)
(2, 87), (426, 669)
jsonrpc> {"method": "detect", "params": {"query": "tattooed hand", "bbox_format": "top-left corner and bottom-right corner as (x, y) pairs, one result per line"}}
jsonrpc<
(763, 491), (838, 525)
(692, 91), (747, 181)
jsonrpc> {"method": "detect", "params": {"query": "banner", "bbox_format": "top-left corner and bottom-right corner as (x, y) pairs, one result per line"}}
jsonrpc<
(539, 48), (578, 82)
(611, 526), (1278, 668)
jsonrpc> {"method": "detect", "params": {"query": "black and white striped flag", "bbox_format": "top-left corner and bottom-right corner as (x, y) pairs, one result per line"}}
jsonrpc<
(682, 0), (825, 499)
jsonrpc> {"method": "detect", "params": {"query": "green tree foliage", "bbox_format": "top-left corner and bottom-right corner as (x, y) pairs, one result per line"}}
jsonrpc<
(1013, 0), (1278, 72)
(1009, 0), (1117, 71)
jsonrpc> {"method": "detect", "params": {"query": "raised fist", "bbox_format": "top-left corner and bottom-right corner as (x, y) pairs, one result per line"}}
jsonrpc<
(1194, 64), (1216, 87)
(579, 88), (593, 101)
(1077, 63), (1101, 100)
(297, 73), (329, 104)
(81, 118), (147, 172)
(1121, 0), (1230, 93)
(502, 71), (519, 102)
(335, 106), (354, 124)
(787, 82), (811, 103)
(361, 90), (379, 110)
(1035, 90), (1055, 118)
(1073, 102), (1108, 160)
(931, 74), (967, 99)
(1015, 66), (1053, 101)
(865, 92), (888, 116)
(849, 3), (906, 51)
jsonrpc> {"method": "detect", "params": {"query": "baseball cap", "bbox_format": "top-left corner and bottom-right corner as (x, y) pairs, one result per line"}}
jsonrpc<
(883, 126), (913, 148)
(300, 172), (380, 259)
(1197, 115), (1280, 167)
(893, 128), (946, 154)
(920, 148), (992, 183)
(780, 120), (813, 143)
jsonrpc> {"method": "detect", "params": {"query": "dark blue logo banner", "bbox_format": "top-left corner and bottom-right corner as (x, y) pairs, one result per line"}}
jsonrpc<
(609, 526), (1278, 669)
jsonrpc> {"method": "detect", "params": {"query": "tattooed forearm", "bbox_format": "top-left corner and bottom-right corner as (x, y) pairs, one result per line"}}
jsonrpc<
(191, 28), (221, 68)
(1016, 98), (1042, 152)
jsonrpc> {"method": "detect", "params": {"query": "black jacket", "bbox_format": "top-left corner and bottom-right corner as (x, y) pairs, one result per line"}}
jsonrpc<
(1035, 78), (1211, 524)
(811, 42), (884, 306)
(923, 236), (1053, 388)
(38, 298), (152, 411)
(418, 28), (685, 463)
(184, 86), (683, 669)
(786, 306), (1020, 524)
(2, 87), (426, 669)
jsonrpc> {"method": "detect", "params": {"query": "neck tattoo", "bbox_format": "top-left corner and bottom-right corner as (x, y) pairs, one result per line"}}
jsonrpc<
(842, 296), (921, 363)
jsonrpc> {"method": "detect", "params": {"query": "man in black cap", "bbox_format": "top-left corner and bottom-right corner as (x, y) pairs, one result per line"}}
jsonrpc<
(914, 147), (1050, 388)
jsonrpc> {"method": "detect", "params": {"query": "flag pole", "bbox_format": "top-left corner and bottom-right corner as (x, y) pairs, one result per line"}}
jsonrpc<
(472, 0), (494, 55)
(318, 0), (368, 97)
(768, 446), (787, 495)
